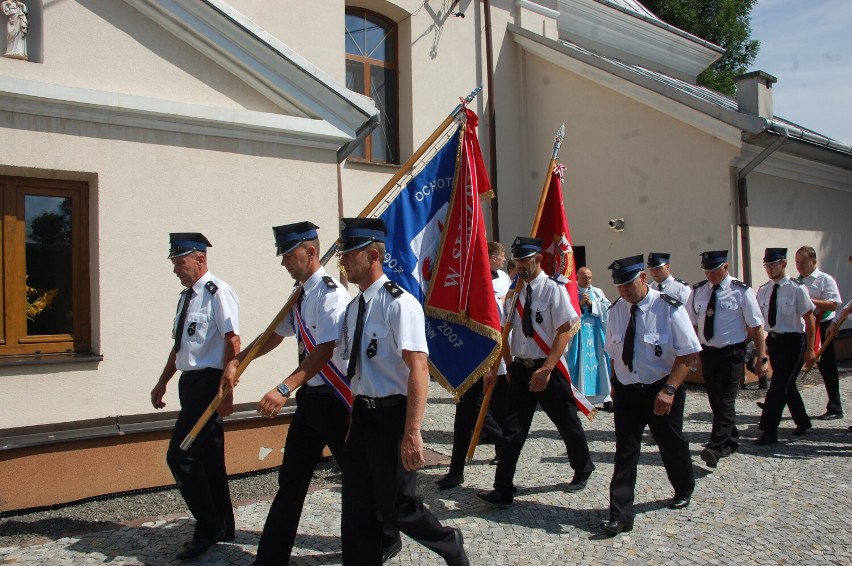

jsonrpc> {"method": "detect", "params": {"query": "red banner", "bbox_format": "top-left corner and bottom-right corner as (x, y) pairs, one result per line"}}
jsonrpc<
(425, 107), (501, 342)
(534, 164), (581, 315)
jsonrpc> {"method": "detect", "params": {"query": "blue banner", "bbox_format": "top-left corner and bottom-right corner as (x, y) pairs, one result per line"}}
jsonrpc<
(380, 128), (498, 397)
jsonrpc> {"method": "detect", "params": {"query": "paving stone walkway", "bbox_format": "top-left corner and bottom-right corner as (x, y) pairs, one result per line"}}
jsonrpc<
(2, 369), (851, 565)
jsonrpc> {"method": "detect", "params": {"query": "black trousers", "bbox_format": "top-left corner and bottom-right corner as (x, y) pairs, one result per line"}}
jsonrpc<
(760, 333), (811, 433)
(608, 378), (694, 523)
(254, 386), (398, 565)
(341, 400), (461, 565)
(166, 368), (234, 539)
(493, 360), (594, 495)
(700, 342), (746, 457)
(818, 320), (843, 415)
(446, 376), (505, 477)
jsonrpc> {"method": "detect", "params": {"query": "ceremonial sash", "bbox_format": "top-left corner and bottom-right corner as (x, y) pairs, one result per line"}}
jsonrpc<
(294, 305), (353, 411)
(514, 299), (596, 418)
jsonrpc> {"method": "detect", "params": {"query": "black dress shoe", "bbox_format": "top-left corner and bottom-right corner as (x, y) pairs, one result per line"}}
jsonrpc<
(447, 528), (470, 566)
(176, 535), (219, 560)
(566, 471), (592, 492)
(435, 473), (464, 490)
(219, 525), (235, 542)
(601, 401), (614, 413)
(756, 401), (765, 409)
(818, 411), (843, 421)
(600, 519), (633, 536)
(477, 489), (513, 506)
(381, 534), (402, 563)
(668, 495), (691, 510)
(754, 432), (778, 445)
(791, 424), (811, 436)
(700, 448), (718, 468)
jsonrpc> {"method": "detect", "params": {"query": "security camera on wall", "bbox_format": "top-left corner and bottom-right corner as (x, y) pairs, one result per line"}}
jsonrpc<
(608, 218), (625, 232)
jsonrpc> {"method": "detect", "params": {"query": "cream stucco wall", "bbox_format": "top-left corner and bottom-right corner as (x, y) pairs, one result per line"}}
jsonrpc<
(746, 168), (852, 311)
(498, 50), (744, 298)
(4, 0), (287, 114)
(0, 115), (342, 428)
(0, 0), (358, 429)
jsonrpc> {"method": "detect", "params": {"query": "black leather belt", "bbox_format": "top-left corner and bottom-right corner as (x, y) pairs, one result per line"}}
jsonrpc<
(299, 384), (334, 395)
(354, 394), (406, 409)
(616, 376), (669, 389)
(702, 341), (746, 352)
(767, 331), (800, 338)
(514, 357), (546, 368)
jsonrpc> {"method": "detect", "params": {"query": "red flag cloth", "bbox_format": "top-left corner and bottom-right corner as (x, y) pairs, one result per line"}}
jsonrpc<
(534, 164), (581, 315)
(425, 107), (502, 338)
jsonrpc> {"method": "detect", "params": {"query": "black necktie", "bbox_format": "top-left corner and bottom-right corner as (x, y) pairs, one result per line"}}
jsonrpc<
(622, 304), (639, 372)
(657, 282), (664, 292)
(522, 284), (534, 337)
(703, 284), (720, 341)
(174, 288), (194, 352)
(346, 295), (366, 380)
(768, 283), (779, 328)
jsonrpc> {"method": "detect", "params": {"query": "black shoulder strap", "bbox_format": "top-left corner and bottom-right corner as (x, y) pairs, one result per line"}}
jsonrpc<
(731, 279), (748, 289)
(383, 280), (402, 299)
(205, 281), (219, 295)
(322, 275), (338, 289)
(693, 280), (709, 290)
(675, 277), (689, 286)
(660, 293), (683, 309)
(608, 296), (621, 311)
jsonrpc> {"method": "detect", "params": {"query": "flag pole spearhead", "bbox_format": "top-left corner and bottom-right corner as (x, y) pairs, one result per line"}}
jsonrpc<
(551, 123), (565, 160)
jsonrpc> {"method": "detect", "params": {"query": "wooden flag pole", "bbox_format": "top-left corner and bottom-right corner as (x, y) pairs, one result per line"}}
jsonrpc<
(181, 85), (485, 451)
(799, 310), (848, 380)
(466, 125), (565, 462)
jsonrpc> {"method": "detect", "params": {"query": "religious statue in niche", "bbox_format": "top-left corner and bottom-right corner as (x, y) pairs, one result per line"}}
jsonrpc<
(3, 0), (28, 60)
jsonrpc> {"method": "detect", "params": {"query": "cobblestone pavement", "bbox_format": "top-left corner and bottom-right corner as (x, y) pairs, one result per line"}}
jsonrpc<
(2, 370), (851, 565)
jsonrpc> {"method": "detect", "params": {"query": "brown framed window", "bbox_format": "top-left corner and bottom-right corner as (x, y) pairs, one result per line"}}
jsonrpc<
(345, 8), (399, 164)
(0, 176), (91, 356)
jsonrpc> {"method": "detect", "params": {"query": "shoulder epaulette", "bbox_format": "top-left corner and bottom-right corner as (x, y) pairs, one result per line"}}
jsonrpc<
(758, 280), (771, 290)
(383, 280), (403, 298)
(608, 297), (621, 311)
(791, 278), (803, 285)
(660, 293), (682, 309)
(322, 275), (338, 289)
(205, 281), (219, 295)
(549, 274), (568, 285)
(731, 279), (748, 289)
(675, 278), (689, 286)
(693, 280), (709, 289)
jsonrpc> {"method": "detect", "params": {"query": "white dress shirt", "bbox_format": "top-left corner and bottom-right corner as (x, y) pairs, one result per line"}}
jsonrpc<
(508, 270), (579, 359)
(339, 275), (428, 398)
(173, 271), (240, 372)
(756, 276), (815, 333)
(605, 288), (701, 384)
(797, 269), (842, 322)
(275, 267), (350, 386)
(687, 274), (763, 347)
(653, 275), (691, 305)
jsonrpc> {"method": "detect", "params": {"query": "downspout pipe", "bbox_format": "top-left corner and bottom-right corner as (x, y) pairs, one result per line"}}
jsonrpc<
(736, 123), (788, 286)
(483, 0), (500, 240)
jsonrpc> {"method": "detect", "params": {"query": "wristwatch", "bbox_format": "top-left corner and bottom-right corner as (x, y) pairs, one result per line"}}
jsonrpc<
(277, 382), (291, 398)
(662, 384), (677, 395)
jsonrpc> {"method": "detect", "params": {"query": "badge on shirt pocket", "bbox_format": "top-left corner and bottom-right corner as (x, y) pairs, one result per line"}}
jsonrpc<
(535, 311), (543, 324)
(366, 338), (378, 359)
(187, 322), (197, 336)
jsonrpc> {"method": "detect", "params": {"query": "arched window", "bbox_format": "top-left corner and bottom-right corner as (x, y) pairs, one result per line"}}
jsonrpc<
(345, 9), (399, 164)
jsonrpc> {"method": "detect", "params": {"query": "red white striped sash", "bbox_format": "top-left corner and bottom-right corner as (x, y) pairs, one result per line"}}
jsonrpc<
(294, 305), (353, 411)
